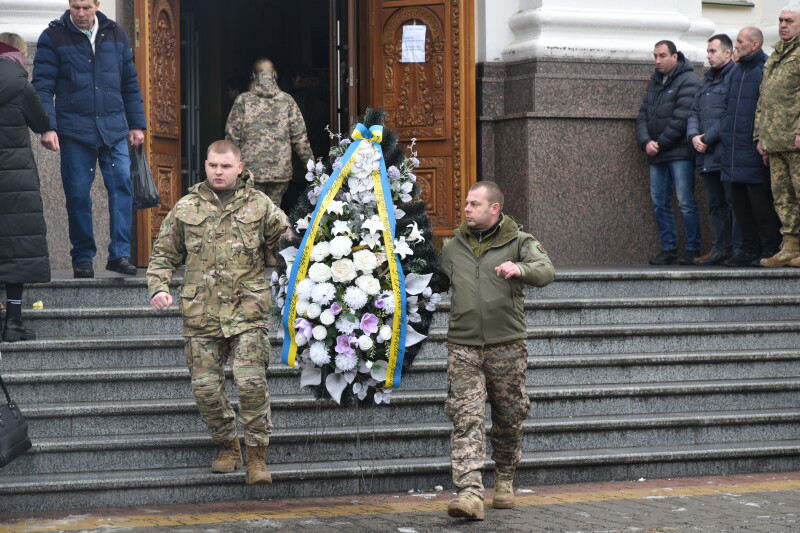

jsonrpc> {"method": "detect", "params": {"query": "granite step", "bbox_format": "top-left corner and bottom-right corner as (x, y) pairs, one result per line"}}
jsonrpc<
(2, 439), (798, 513)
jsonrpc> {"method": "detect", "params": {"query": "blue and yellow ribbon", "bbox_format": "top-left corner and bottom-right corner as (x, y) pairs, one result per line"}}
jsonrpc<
(282, 124), (408, 388)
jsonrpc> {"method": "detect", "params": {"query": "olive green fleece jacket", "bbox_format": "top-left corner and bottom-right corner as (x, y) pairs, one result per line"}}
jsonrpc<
(439, 215), (555, 346)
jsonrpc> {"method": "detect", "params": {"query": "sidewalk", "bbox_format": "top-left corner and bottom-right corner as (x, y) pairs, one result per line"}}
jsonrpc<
(1, 471), (797, 533)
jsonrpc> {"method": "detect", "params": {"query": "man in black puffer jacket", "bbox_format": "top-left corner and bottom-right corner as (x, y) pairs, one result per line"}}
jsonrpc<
(637, 40), (702, 266)
(687, 34), (737, 266)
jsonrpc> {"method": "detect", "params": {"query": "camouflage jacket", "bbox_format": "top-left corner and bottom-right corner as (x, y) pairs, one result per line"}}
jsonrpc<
(146, 173), (289, 337)
(225, 71), (313, 184)
(754, 34), (800, 152)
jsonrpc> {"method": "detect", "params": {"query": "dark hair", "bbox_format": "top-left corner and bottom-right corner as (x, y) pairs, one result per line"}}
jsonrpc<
(708, 33), (733, 51)
(207, 140), (241, 159)
(654, 40), (678, 55)
(470, 181), (504, 210)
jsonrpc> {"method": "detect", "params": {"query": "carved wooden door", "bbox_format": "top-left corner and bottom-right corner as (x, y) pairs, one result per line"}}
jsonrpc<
(370, 0), (475, 237)
(134, 0), (181, 265)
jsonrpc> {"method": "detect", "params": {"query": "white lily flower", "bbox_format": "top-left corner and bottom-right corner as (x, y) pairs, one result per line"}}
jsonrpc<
(307, 159), (315, 171)
(394, 236), (414, 260)
(332, 219), (351, 236)
(326, 200), (345, 215)
(406, 221), (424, 243)
(362, 215), (384, 234)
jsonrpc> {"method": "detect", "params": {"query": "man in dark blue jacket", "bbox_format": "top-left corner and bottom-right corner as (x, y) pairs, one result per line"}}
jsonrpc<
(637, 40), (702, 266)
(687, 34), (738, 266)
(719, 27), (782, 267)
(33, 0), (146, 278)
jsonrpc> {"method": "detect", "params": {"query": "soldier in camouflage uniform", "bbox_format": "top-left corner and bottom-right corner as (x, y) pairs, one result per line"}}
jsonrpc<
(439, 182), (555, 521)
(225, 58), (313, 208)
(147, 140), (288, 485)
(755, 5), (800, 267)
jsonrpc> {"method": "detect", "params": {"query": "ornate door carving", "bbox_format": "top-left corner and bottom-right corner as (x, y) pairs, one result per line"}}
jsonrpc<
(370, 0), (475, 237)
(134, 0), (181, 265)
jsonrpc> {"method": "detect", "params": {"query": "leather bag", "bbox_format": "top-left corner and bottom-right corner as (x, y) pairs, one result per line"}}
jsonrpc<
(0, 373), (31, 467)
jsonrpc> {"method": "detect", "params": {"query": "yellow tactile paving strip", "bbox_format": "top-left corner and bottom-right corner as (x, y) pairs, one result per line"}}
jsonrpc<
(2, 477), (799, 532)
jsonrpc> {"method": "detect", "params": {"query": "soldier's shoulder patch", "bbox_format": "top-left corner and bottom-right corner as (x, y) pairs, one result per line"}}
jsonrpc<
(536, 243), (547, 255)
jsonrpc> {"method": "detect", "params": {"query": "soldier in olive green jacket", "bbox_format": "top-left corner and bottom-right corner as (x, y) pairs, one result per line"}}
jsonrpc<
(147, 140), (288, 485)
(754, 6), (800, 267)
(439, 182), (554, 521)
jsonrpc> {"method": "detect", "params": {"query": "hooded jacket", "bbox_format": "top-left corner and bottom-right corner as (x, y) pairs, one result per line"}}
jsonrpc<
(636, 52), (701, 164)
(0, 52), (52, 284)
(687, 59), (735, 173)
(439, 215), (555, 347)
(32, 10), (146, 147)
(720, 50), (770, 184)
(754, 33), (800, 153)
(225, 71), (313, 184)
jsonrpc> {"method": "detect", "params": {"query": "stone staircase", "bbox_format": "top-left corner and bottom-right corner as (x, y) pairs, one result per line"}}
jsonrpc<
(1, 267), (799, 513)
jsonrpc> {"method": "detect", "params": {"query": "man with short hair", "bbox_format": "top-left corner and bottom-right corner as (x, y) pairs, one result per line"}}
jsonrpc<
(687, 34), (737, 265)
(755, 4), (800, 267)
(720, 27), (782, 267)
(33, 0), (146, 278)
(637, 40), (702, 265)
(440, 182), (555, 521)
(147, 140), (288, 485)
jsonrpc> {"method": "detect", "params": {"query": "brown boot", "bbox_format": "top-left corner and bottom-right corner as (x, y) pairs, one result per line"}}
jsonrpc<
(492, 479), (515, 509)
(447, 491), (484, 520)
(211, 438), (242, 473)
(761, 235), (800, 267)
(245, 445), (272, 484)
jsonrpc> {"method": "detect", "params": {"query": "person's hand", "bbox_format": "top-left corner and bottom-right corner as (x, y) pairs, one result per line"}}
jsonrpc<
(129, 129), (145, 147)
(794, 135), (800, 149)
(757, 141), (766, 156)
(763, 154), (770, 167)
(645, 140), (659, 156)
(41, 130), (59, 151)
(495, 261), (521, 280)
(150, 291), (173, 311)
(692, 135), (708, 153)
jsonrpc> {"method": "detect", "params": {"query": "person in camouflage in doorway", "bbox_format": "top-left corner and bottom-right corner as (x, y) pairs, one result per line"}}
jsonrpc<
(754, 4), (800, 267)
(439, 182), (555, 521)
(225, 58), (313, 208)
(146, 140), (288, 485)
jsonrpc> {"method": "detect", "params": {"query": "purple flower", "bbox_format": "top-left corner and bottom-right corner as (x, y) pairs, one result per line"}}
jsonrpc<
(333, 158), (343, 170)
(340, 138), (352, 146)
(387, 166), (401, 180)
(294, 318), (313, 339)
(330, 302), (342, 315)
(410, 157), (420, 168)
(360, 313), (379, 334)
(374, 296), (387, 309)
(335, 334), (355, 356)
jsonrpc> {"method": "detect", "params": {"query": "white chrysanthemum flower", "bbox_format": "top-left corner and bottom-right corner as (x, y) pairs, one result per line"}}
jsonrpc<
(308, 262), (332, 283)
(296, 299), (310, 316)
(356, 275), (381, 296)
(310, 241), (330, 262)
(306, 303), (322, 319)
(296, 278), (316, 300)
(320, 309), (336, 325)
(344, 286), (368, 310)
(312, 325), (328, 341)
(329, 236), (353, 259)
(353, 249), (378, 272)
(335, 353), (358, 372)
(358, 335), (374, 351)
(330, 258), (357, 283)
(310, 282), (336, 305)
(376, 290), (396, 314)
(336, 315), (359, 334)
(295, 332), (308, 346)
(309, 341), (331, 365)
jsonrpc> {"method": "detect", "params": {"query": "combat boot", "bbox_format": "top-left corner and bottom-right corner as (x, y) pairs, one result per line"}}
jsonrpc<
(447, 492), (484, 520)
(760, 235), (800, 267)
(492, 479), (515, 509)
(788, 254), (800, 268)
(245, 445), (272, 484)
(211, 438), (242, 473)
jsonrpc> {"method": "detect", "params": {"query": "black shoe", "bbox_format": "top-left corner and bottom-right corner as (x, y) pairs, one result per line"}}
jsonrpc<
(106, 257), (138, 276)
(677, 250), (700, 265)
(649, 249), (677, 265)
(73, 262), (94, 278)
(723, 251), (760, 267)
(2, 319), (36, 342)
(695, 250), (730, 266)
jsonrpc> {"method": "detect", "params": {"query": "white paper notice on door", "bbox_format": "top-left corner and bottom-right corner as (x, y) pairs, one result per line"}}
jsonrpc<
(401, 24), (427, 63)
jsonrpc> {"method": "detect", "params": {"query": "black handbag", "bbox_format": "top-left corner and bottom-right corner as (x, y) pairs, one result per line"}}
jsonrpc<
(0, 373), (32, 467)
(130, 145), (161, 210)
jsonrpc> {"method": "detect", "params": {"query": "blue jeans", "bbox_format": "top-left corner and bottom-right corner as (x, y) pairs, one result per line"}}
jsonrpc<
(701, 171), (740, 255)
(60, 138), (133, 265)
(649, 160), (701, 251)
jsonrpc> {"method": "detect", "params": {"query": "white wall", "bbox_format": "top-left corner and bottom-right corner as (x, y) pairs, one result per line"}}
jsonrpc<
(0, 0), (116, 42)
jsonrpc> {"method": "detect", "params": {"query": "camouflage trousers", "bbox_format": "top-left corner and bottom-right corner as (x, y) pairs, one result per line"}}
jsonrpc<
(184, 328), (272, 446)
(254, 181), (290, 209)
(767, 151), (800, 236)
(445, 341), (531, 498)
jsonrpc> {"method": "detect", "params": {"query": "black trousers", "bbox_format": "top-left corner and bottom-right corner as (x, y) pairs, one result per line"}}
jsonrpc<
(728, 178), (782, 255)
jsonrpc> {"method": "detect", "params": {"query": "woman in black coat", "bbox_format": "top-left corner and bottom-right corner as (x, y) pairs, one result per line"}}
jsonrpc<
(0, 34), (51, 342)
